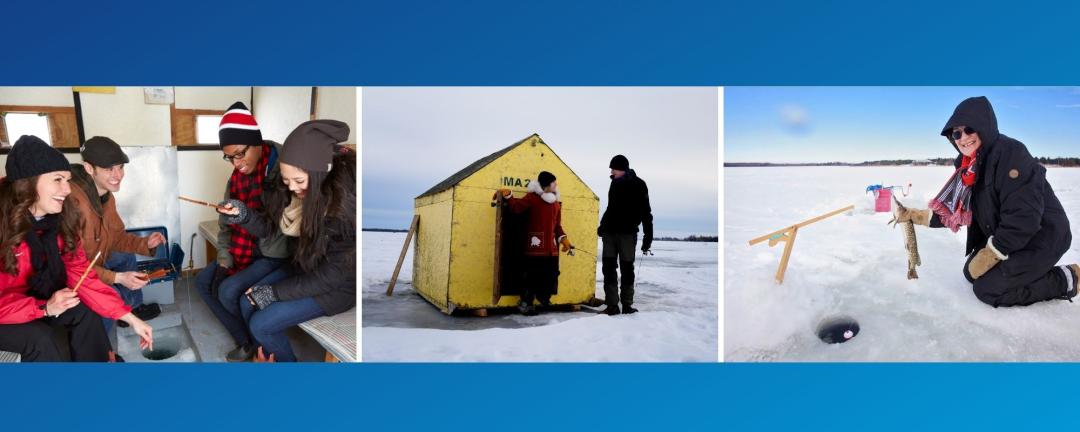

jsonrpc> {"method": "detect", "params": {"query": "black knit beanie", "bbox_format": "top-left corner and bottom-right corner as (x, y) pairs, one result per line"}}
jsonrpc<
(281, 120), (350, 173)
(609, 154), (630, 171)
(538, 171), (556, 189)
(5, 135), (70, 181)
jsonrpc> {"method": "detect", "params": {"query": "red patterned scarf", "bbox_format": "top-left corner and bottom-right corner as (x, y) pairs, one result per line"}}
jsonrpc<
(226, 144), (273, 273)
(928, 155), (976, 232)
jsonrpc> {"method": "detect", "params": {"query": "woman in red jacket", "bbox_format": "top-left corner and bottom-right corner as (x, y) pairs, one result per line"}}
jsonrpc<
(0, 136), (153, 362)
(498, 171), (573, 315)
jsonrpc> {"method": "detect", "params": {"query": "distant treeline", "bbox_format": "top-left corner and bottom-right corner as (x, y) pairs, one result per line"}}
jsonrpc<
(362, 228), (410, 233)
(655, 235), (718, 242)
(727, 157), (1080, 167)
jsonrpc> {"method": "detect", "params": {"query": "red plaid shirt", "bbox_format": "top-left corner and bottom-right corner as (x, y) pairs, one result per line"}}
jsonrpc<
(226, 144), (273, 273)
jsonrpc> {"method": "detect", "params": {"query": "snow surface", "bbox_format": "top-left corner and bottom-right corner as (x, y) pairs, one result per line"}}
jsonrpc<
(725, 166), (1080, 361)
(363, 232), (718, 362)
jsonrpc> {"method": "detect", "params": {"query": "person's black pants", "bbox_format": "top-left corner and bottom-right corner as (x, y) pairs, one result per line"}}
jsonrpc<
(0, 303), (111, 362)
(964, 252), (1069, 307)
(602, 233), (638, 308)
(522, 256), (559, 306)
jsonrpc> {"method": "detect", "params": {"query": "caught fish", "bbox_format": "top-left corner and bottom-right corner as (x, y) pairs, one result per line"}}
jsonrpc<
(888, 196), (921, 279)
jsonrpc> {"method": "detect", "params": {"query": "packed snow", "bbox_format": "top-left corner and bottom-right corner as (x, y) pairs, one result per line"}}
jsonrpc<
(725, 166), (1080, 361)
(362, 231), (718, 362)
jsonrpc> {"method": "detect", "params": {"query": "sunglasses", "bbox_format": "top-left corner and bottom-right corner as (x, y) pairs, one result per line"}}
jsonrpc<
(951, 126), (976, 141)
(222, 145), (251, 162)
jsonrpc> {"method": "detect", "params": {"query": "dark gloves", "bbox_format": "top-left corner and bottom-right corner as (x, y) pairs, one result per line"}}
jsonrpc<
(247, 285), (278, 311)
(217, 199), (250, 225)
(641, 240), (652, 254)
(209, 265), (230, 298)
(597, 226), (604, 237)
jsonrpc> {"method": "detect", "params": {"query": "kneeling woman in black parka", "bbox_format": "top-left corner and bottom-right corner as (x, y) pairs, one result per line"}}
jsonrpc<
(895, 96), (1078, 307)
(217, 120), (356, 361)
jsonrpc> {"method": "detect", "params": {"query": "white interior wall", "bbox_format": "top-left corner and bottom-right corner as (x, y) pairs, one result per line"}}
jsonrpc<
(80, 87), (171, 146)
(177, 151), (235, 268)
(316, 87), (357, 144)
(252, 87), (312, 143)
(1, 86), (357, 270)
(175, 87), (251, 110)
(0, 87), (75, 107)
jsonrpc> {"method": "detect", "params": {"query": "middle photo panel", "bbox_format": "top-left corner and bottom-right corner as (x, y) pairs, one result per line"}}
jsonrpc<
(362, 87), (719, 362)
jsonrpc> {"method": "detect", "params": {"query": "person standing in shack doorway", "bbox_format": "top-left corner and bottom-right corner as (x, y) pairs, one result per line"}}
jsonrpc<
(69, 137), (165, 341)
(497, 171), (573, 316)
(195, 102), (291, 362)
(597, 155), (653, 315)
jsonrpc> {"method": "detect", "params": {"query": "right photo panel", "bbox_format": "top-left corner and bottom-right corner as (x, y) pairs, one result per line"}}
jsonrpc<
(725, 87), (1080, 361)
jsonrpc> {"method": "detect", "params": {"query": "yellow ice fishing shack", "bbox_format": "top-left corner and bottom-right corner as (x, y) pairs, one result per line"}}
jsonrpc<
(412, 134), (600, 315)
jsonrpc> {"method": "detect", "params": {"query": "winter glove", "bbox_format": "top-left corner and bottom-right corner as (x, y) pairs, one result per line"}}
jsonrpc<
(209, 266), (230, 298)
(559, 236), (572, 253)
(641, 240), (652, 254)
(247, 284), (278, 311)
(893, 206), (932, 226)
(968, 236), (1008, 280)
(597, 226), (603, 237)
(217, 199), (250, 225)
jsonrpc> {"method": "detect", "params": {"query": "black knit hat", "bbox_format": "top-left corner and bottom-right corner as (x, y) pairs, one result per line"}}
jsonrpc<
(218, 102), (263, 149)
(609, 154), (630, 171)
(5, 136), (70, 181)
(81, 136), (129, 167)
(281, 120), (350, 173)
(538, 171), (556, 189)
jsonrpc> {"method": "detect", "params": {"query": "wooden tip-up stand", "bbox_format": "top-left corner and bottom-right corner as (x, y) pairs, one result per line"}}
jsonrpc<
(748, 205), (854, 284)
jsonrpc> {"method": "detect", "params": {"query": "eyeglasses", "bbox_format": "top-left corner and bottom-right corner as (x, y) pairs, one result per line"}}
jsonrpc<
(951, 126), (976, 141)
(222, 146), (251, 162)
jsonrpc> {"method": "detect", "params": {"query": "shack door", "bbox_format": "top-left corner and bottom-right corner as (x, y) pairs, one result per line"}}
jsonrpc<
(492, 199), (527, 304)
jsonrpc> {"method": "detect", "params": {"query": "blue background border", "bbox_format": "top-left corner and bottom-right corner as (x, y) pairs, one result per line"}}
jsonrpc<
(5, 363), (1080, 430)
(4, 1), (1079, 85)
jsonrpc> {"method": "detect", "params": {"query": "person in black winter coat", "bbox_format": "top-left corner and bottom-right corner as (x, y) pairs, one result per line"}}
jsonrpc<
(894, 96), (1078, 307)
(218, 120), (356, 361)
(596, 155), (653, 315)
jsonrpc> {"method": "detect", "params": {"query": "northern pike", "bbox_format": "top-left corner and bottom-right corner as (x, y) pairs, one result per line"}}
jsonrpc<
(888, 196), (921, 279)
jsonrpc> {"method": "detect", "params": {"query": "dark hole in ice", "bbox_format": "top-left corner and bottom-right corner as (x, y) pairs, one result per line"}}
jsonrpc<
(141, 330), (180, 360)
(816, 316), (859, 344)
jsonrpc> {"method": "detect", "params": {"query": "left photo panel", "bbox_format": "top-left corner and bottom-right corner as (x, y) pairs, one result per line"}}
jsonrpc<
(0, 87), (356, 362)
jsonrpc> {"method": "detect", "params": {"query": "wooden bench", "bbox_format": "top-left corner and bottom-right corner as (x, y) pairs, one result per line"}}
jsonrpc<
(299, 309), (356, 362)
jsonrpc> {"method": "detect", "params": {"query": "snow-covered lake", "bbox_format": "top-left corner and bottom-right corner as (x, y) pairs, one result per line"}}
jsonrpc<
(725, 166), (1080, 361)
(362, 231), (718, 362)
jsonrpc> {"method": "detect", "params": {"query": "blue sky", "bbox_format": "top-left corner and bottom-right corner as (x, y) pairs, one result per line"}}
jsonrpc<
(726, 87), (1080, 163)
(362, 87), (718, 236)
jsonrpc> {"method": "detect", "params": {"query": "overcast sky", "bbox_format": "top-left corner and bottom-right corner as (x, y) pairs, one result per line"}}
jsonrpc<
(727, 86), (1080, 163)
(362, 87), (718, 237)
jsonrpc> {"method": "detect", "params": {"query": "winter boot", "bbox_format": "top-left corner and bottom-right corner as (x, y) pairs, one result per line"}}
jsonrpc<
(1065, 264), (1080, 299)
(518, 301), (538, 316)
(226, 343), (257, 362)
(622, 304), (638, 314)
(598, 305), (621, 316)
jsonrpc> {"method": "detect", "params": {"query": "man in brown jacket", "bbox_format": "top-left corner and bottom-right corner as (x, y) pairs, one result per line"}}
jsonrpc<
(70, 137), (166, 331)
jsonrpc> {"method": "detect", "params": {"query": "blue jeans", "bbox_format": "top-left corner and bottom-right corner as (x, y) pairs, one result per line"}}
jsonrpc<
(101, 252), (142, 334)
(239, 265), (326, 362)
(196, 258), (285, 347)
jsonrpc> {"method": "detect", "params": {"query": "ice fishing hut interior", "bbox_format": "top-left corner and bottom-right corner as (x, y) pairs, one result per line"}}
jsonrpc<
(0, 87), (357, 362)
(411, 133), (600, 315)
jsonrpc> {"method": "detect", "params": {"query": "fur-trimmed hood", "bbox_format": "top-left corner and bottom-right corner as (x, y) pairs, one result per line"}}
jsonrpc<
(527, 177), (560, 204)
